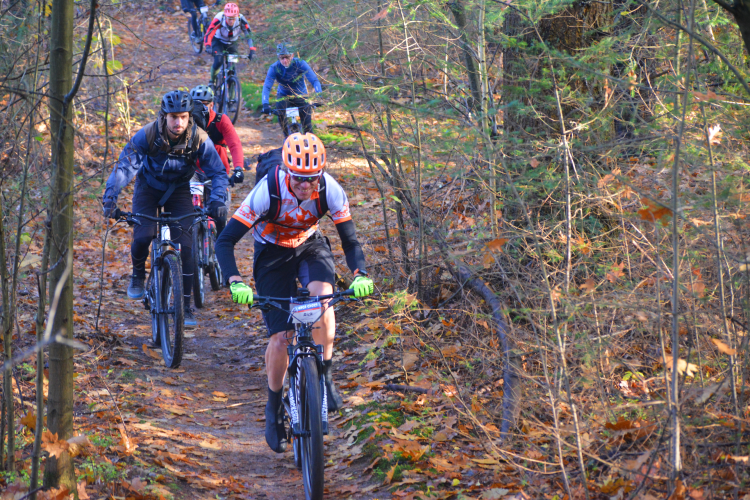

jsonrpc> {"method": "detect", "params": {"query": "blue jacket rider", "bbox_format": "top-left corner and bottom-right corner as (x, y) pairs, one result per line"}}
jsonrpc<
(102, 90), (228, 327)
(262, 44), (323, 135)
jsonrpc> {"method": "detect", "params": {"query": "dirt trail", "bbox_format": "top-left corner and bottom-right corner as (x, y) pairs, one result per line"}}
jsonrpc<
(95, 8), (371, 499)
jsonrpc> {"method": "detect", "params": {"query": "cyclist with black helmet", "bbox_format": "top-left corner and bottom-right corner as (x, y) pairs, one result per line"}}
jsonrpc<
(215, 133), (374, 453)
(102, 90), (229, 328)
(190, 84), (245, 234)
(262, 43), (323, 136)
(204, 3), (255, 89)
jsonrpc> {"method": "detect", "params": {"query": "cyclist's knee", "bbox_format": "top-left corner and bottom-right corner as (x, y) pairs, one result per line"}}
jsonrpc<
(308, 281), (333, 295)
(268, 331), (290, 350)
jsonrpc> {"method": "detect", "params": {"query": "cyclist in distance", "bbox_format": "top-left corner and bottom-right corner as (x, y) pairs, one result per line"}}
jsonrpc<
(182, 0), (207, 43)
(262, 43), (323, 136)
(215, 133), (374, 453)
(102, 90), (229, 328)
(190, 84), (245, 235)
(204, 2), (255, 89)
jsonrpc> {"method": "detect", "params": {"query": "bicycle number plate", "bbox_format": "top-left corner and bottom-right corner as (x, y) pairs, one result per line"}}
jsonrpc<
(227, 54), (239, 63)
(285, 107), (300, 118)
(161, 225), (171, 241)
(290, 301), (322, 324)
(189, 181), (204, 196)
(200, 5), (208, 13)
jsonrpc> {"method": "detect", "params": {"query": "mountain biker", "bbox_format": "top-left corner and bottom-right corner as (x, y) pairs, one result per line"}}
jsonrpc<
(102, 90), (229, 328)
(204, 3), (255, 89)
(215, 133), (374, 453)
(190, 84), (245, 234)
(182, 0), (207, 42)
(262, 43), (323, 137)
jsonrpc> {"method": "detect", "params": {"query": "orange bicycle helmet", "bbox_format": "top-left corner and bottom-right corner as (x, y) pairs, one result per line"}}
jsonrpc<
(224, 3), (239, 16)
(283, 133), (326, 173)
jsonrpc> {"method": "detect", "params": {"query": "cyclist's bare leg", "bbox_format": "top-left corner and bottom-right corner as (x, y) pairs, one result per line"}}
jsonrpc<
(308, 280), (335, 360)
(266, 331), (292, 392)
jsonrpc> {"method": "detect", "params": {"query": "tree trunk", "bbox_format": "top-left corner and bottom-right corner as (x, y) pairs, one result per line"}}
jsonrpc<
(45, 0), (77, 491)
(0, 200), (14, 472)
(713, 0), (750, 56)
(448, 0), (482, 113)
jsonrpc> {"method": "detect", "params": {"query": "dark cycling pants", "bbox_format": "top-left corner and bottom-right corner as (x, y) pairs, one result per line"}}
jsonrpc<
(210, 39), (237, 84)
(131, 180), (196, 307)
(276, 97), (312, 136)
(181, 0), (205, 33)
(253, 234), (335, 336)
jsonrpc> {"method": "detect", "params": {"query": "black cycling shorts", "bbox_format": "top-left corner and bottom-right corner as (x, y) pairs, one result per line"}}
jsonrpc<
(181, 0), (205, 13)
(253, 234), (335, 337)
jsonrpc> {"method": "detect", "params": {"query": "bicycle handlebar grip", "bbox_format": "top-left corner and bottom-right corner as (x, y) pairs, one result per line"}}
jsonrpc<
(113, 208), (123, 220)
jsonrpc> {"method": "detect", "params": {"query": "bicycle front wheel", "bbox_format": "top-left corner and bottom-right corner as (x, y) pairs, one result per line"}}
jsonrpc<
(225, 76), (241, 124)
(214, 77), (225, 115)
(192, 225), (206, 308)
(207, 223), (222, 291)
(188, 19), (203, 54)
(298, 357), (324, 500)
(159, 252), (184, 368)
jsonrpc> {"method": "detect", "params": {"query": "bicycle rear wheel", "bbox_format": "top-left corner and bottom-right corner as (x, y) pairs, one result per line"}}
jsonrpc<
(192, 225), (206, 308)
(298, 356), (324, 500)
(225, 76), (241, 124)
(159, 253), (184, 368)
(207, 223), (222, 290)
(188, 19), (203, 54)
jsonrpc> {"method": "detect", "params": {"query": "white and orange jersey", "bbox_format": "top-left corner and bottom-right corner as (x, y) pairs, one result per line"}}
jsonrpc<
(232, 170), (352, 248)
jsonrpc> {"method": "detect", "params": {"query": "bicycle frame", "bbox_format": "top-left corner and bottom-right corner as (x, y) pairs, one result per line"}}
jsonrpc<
(143, 208), (184, 316)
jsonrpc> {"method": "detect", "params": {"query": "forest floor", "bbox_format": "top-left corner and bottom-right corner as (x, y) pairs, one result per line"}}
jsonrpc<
(4, 2), (515, 500)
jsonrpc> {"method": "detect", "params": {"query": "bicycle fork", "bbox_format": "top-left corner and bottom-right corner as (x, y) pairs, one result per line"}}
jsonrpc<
(287, 347), (329, 436)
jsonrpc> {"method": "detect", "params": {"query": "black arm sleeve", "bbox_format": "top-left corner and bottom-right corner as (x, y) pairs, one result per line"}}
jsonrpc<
(215, 218), (251, 279)
(335, 219), (367, 274)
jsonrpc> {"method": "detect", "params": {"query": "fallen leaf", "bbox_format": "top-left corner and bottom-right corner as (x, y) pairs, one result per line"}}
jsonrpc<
(711, 337), (736, 356)
(486, 238), (508, 251)
(142, 344), (161, 360)
(402, 353), (419, 371)
(77, 481), (90, 500)
(664, 355), (699, 377)
(580, 278), (597, 294)
(371, 6), (389, 21)
(41, 431), (69, 459)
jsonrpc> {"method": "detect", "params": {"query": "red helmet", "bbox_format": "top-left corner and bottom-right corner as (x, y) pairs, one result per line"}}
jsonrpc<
(283, 133), (326, 173)
(224, 3), (239, 16)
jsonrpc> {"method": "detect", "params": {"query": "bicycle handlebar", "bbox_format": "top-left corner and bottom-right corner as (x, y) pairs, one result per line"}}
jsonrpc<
(264, 102), (324, 116)
(114, 209), (197, 226)
(249, 289), (356, 313)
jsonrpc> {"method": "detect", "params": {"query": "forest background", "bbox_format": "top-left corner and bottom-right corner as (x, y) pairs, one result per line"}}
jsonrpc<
(2, 0), (750, 498)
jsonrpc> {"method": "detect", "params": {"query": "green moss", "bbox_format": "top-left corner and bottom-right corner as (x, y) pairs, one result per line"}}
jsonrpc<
(241, 81), (264, 112)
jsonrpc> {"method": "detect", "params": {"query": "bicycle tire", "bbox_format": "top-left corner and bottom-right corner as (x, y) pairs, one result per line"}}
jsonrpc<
(214, 75), (225, 115)
(298, 356), (324, 500)
(148, 274), (160, 346)
(192, 225), (206, 308)
(188, 19), (203, 54)
(159, 252), (184, 368)
(207, 223), (222, 290)
(225, 76), (241, 124)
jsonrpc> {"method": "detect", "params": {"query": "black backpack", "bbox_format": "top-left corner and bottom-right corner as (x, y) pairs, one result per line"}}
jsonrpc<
(251, 148), (329, 229)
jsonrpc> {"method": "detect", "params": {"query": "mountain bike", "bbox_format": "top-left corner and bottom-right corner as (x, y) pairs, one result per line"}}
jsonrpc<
(115, 208), (196, 368)
(187, 6), (210, 54)
(214, 51), (245, 124)
(268, 101), (323, 138)
(250, 288), (356, 500)
(190, 179), (223, 308)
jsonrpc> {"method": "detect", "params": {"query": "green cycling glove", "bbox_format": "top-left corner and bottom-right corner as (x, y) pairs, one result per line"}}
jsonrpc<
(230, 281), (254, 305)
(351, 275), (374, 298)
